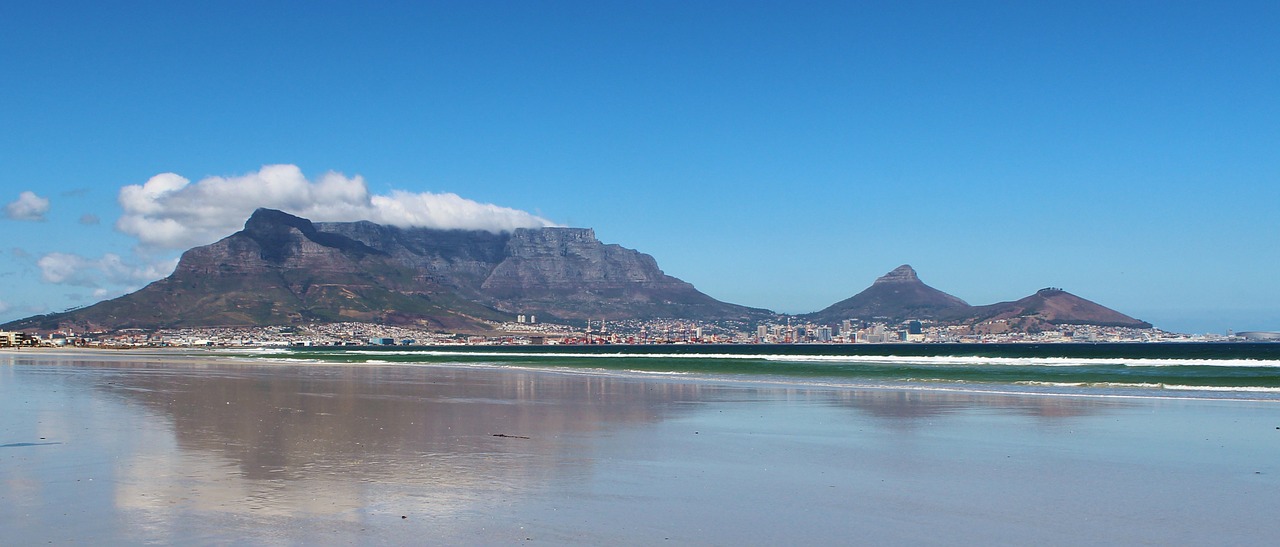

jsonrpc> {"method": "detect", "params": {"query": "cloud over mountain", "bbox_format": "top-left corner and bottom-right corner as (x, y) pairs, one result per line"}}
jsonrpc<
(116, 164), (556, 250)
(4, 191), (51, 221)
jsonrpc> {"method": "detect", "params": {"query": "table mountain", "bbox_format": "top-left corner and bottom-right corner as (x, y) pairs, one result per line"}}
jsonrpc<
(7, 209), (770, 331)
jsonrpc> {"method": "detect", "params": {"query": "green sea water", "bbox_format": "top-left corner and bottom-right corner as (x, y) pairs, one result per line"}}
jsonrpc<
(230, 343), (1280, 400)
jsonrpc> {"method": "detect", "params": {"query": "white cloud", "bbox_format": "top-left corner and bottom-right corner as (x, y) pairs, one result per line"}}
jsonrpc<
(37, 252), (178, 289)
(4, 191), (51, 221)
(116, 164), (555, 250)
(0, 298), (9, 314)
(79, 213), (101, 225)
(370, 190), (558, 233)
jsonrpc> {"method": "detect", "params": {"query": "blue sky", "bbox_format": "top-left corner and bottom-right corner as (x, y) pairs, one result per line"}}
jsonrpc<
(2, 1), (1277, 334)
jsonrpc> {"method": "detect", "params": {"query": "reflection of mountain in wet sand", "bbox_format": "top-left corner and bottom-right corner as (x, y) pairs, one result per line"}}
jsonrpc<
(828, 389), (1130, 421)
(74, 358), (1133, 542)
(91, 362), (710, 531)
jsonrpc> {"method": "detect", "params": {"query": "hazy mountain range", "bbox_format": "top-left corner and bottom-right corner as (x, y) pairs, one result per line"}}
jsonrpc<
(3, 209), (1150, 333)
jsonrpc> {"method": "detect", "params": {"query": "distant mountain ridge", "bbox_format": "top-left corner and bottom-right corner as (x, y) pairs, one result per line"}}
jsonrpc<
(5, 209), (769, 331)
(3, 213), (1152, 333)
(804, 265), (1151, 330)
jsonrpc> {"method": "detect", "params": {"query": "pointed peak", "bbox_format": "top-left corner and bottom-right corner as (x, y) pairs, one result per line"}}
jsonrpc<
(874, 264), (919, 284)
(244, 208), (313, 232)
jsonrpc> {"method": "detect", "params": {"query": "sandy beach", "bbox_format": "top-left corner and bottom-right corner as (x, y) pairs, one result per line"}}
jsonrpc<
(3, 349), (1278, 545)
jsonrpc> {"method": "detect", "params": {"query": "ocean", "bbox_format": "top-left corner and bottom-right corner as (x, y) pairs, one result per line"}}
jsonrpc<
(229, 342), (1280, 400)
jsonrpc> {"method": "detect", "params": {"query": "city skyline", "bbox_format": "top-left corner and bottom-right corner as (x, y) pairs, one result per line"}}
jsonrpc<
(2, 2), (1278, 334)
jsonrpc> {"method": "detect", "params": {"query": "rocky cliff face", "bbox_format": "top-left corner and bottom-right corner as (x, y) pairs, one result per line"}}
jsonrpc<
(175, 208), (391, 277)
(313, 218), (510, 291)
(9, 209), (768, 331)
(484, 228), (656, 290)
(477, 228), (721, 318)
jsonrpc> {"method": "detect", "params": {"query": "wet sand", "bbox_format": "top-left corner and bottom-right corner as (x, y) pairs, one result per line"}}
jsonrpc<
(3, 350), (1279, 545)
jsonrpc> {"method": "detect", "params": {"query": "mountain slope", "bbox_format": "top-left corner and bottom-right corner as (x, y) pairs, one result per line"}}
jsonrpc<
(803, 265), (970, 324)
(952, 288), (1152, 329)
(805, 266), (1151, 331)
(5, 209), (769, 331)
(480, 228), (746, 320)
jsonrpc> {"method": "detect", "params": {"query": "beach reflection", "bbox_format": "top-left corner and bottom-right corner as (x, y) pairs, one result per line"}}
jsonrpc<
(79, 361), (712, 540)
(4, 355), (1133, 544)
(8, 354), (1278, 545)
(827, 388), (1127, 421)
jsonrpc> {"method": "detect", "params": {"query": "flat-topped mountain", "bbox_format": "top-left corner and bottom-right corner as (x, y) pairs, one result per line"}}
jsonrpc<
(803, 265), (969, 324)
(805, 265), (1150, 330)
(7, 209), (770, 331)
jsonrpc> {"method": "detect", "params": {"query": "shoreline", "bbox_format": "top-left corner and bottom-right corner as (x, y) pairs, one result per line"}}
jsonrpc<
(7, 346), (1280, 404)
